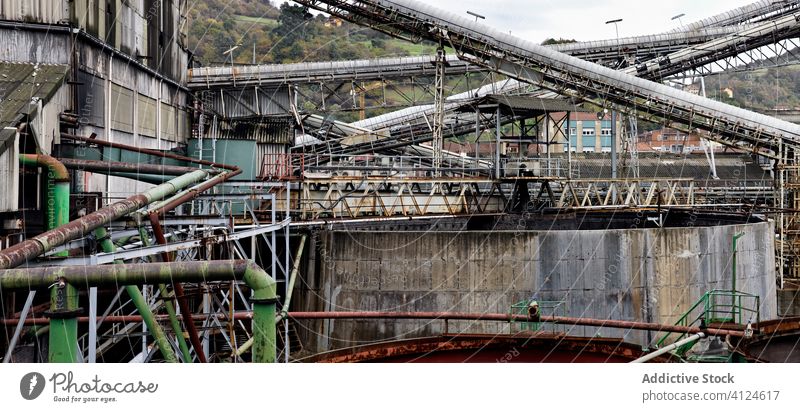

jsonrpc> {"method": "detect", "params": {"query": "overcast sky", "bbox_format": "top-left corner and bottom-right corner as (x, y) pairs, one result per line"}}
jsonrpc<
(297, 0), (758, 43)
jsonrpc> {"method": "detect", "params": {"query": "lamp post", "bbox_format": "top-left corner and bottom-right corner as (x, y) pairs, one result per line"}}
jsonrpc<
(671, 13), (686, 27)
(605, 18), (622, 41)
(223, 44), (239, 71)
(466, 11), (485, 22)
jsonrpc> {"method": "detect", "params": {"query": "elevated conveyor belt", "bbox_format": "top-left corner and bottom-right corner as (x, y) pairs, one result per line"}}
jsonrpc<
(292, 0), (800, 156)
(352, 0), (800, 132)
(189, 55), (480, 89)
(296, 6), (800, 159)
(189, 26), (749, 89)
(674, 0), (799, 32)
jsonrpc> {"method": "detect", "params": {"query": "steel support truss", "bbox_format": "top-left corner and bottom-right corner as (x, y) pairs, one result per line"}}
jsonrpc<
(296, 177), (717, 219)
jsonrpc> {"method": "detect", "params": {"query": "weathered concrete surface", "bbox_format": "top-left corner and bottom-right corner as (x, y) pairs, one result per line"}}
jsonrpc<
(778, 289), (800, 316)
(297, 222), (777, 352)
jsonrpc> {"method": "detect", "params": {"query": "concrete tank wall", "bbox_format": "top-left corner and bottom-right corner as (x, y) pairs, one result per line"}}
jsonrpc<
(298, 221), (777, 352)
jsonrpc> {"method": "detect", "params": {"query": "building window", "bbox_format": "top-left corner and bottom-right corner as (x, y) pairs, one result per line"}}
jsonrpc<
(582, 147), (595, 153)
(600, 128), (612, 136)
(582, 129), (595, 136)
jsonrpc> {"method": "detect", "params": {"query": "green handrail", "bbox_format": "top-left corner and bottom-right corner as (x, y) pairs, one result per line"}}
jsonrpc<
(656, 289), (760, 354)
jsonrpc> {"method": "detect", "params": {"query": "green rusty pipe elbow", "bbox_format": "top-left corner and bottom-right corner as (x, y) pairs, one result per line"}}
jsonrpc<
(244, 261), (277, 302)
(19, 154), (74, 361)
(233, 236), (306, 359)
(19, 154), (69, 181)
(244, 261), (278, 363)
(19, 154), (70, 253)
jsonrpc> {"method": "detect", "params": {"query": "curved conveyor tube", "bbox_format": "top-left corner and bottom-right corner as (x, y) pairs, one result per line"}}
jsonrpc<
(0, 260), (277, 363)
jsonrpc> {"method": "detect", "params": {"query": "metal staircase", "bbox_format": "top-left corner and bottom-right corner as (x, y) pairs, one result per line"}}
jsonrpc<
(655, 290), (760, 362)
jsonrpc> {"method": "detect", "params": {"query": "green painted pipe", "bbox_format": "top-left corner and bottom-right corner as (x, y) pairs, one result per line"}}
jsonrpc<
(114, 235), (134, 248)
(95, 227), (178, 363)
(47, 278), (78, 363)
(137, 226), (193, 363)
(279, 235), (307, 321)
(157, 284), (192, 363)
(19, 154), (73, 362)
(0, 260), (277, 363)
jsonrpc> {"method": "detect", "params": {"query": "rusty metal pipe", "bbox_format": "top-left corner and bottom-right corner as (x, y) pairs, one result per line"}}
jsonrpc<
(2, 311), (747, 337)
(59, 134), (242, 362)
(284, 312), (747, 337)
(0, 170), (209, 269)
(19, 153), (69, 180)
(148, 168), (243, 216)
(19, 154), (70, 237)
(59, 158), (216, 176)
(60, 132), (239, 171)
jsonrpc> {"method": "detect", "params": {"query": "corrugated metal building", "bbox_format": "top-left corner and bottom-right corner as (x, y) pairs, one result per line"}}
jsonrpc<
(192, 86), (295, 180)
(0, 0), (193, 219)
(0, 63), (69, 212)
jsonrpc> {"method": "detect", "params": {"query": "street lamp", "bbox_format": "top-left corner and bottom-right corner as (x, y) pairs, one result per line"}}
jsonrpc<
(466, 11), (485, 22)
(222, 45), (239, 56)
(671, 13), (685, 27)
(605, 18), (622, 39)
(223, 44), (240, 70)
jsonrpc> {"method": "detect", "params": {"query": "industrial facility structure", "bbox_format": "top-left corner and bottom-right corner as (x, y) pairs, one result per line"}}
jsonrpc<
(1, 0), (800, 363)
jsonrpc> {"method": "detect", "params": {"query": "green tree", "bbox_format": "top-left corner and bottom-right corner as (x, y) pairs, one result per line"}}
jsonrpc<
(273, 3), (313, 40)
(541, 38), (577, 45)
